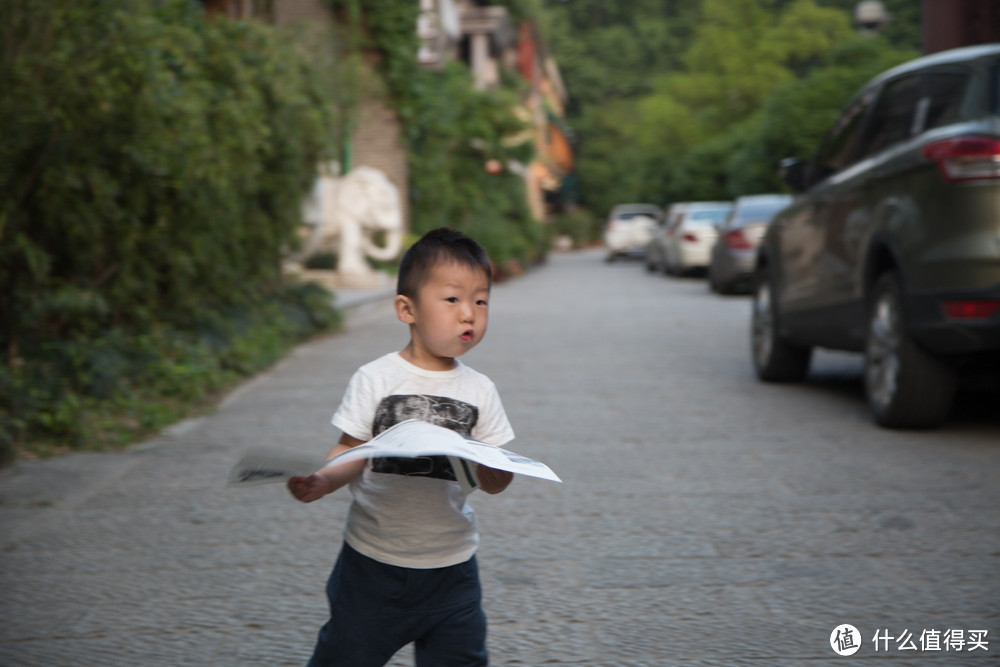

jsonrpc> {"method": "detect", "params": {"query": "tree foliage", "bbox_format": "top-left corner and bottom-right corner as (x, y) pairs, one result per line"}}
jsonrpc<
(0, 0), (342, 460)
(816, 0), (922, 51)
(2, 0), (337, 339)
(545, 0), (700, 113)
(544, 0), (920, 212)
(727, 35), (919, 194)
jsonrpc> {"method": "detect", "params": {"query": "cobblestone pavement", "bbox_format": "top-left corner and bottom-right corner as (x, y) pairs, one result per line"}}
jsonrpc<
(1, 249), (998, 666)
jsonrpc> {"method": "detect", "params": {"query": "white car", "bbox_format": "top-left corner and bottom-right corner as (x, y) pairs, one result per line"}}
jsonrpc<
(603, 203), (661, 262)
(662, 201), (732, 275)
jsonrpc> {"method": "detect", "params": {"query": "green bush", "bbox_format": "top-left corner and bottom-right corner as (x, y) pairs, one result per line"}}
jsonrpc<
(404, 62), (542, 267)
(550, 208), (600, 249)
(1, 0), (335, 343)
(0, 284), (341, 459)
(0, 0), (342, 461)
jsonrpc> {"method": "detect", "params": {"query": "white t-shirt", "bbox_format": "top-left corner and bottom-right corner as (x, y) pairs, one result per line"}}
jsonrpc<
(332, 352), (515, 568)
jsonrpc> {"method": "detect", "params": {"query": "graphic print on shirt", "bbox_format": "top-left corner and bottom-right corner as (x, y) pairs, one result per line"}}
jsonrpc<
(371, 395), (479, 480)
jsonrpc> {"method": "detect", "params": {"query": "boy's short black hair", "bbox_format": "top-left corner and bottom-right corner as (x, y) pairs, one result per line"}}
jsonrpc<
(397, 228), (492, 299)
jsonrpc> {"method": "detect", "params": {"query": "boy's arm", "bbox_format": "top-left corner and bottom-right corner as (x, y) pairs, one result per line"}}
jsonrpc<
(287, 434), (366, 503)
(472, 383), (515, 494)
(476, 465), (513, 494)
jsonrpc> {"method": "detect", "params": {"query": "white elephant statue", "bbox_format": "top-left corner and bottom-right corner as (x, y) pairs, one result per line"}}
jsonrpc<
(302, 163), (405, 287)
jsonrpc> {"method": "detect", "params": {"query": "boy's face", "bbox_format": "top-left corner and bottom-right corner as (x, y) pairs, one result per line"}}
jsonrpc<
(395, 260), (490, 371)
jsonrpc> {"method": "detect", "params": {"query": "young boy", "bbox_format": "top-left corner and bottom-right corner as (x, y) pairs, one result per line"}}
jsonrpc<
(288, 227), (515, 666)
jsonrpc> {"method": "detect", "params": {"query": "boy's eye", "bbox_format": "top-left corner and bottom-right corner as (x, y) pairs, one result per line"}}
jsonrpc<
(445, 297), (459, 303)
(477, 299), (488, 307)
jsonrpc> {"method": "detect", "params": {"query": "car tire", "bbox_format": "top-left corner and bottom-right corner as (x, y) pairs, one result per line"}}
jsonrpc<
(751, 267), (812, 382)
(865, 273), (956, 428)
(710, 270), (732, 295)
(708, 267), (721, 293)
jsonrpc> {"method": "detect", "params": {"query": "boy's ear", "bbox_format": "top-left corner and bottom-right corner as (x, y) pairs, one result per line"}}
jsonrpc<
(394, 295), (416, 324)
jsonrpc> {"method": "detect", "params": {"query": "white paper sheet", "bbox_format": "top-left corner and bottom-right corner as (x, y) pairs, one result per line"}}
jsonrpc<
(227, 419), (561, 487)
(324, 420), (562, 483)
(227, 448), (327, 487)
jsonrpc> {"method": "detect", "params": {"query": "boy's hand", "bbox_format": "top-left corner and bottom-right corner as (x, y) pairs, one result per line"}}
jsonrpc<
(287, 473), (331, 503)
(476, 464), (513, 494)
(287, 436), (366, 503)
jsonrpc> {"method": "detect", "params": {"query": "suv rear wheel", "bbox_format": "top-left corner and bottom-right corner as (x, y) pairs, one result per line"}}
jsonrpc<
(751, 267), (812, 381)
(865, 273), (956, 428)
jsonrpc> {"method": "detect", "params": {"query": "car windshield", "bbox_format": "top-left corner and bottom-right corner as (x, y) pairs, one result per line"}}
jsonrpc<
(686, 209), (731, 226)
(735, 203), (788, 224)
(617, 212), (656, 220)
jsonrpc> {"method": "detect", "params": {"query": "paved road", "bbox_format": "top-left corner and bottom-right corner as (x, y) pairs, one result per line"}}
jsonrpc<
(1, 249), (998, 666)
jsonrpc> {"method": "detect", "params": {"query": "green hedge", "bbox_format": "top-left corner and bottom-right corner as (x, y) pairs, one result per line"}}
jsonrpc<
(0, 283), (341, 460)
(0, 1), (341, 462)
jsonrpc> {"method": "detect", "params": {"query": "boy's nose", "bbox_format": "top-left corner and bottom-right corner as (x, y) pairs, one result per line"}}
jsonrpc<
(460, 303), (474, 322)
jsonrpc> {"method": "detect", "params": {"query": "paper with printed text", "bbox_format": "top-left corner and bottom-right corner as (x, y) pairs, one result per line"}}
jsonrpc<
(324, 419), (562, 484)
(226, 448), (327, 487)
(227, 419), (561, 488)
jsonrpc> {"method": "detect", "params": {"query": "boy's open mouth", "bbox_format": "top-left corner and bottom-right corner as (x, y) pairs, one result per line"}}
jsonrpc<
(460, 330), (474, 341)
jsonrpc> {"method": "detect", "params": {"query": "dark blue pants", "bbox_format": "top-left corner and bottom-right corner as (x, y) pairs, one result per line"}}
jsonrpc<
(306, 543), (488, 667)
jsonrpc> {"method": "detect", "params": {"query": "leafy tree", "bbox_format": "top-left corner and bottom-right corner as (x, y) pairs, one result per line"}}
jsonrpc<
(655, 0), (851, 140)
(632, 0), (911, 201)
(544, 0), (700, 113)
(571, 102), (653, 214)
(542, 0), (923, 209)
(726, 34), (919, 194)
(543, 0), (701, 212)
(0, 0), (341, 457)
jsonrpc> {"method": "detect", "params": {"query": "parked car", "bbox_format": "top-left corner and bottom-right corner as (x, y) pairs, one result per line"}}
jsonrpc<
(708, 194), (792, 294)
(603, 203), (661, 262)
(662, 201), (732, 276)
(751, 44), (1000, 428)
(645, 203), (686, 273)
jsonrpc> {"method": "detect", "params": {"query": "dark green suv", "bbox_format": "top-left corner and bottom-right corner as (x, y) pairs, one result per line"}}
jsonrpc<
(752, 44), (1000, 428)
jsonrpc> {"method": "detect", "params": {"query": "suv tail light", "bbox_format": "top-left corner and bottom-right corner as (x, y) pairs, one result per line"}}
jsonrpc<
(682, 232), (699, 243)
(923, 137), (1000, 182)
(941, 300), (1000, 320)
(724, 229), (753, 250)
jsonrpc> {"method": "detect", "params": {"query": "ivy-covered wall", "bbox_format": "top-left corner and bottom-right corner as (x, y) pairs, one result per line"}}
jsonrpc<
(327, 0), (545, 270)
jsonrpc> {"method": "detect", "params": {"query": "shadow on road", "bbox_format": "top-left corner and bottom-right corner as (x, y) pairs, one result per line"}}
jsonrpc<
(804, 359), (1000, 431)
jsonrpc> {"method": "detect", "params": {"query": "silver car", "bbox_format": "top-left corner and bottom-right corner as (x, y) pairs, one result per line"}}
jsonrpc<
(603, 203), (661, 262)
(645, 203), (685, 273)
(661, 201), (733, 276)
(708, 194), (792, 294)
